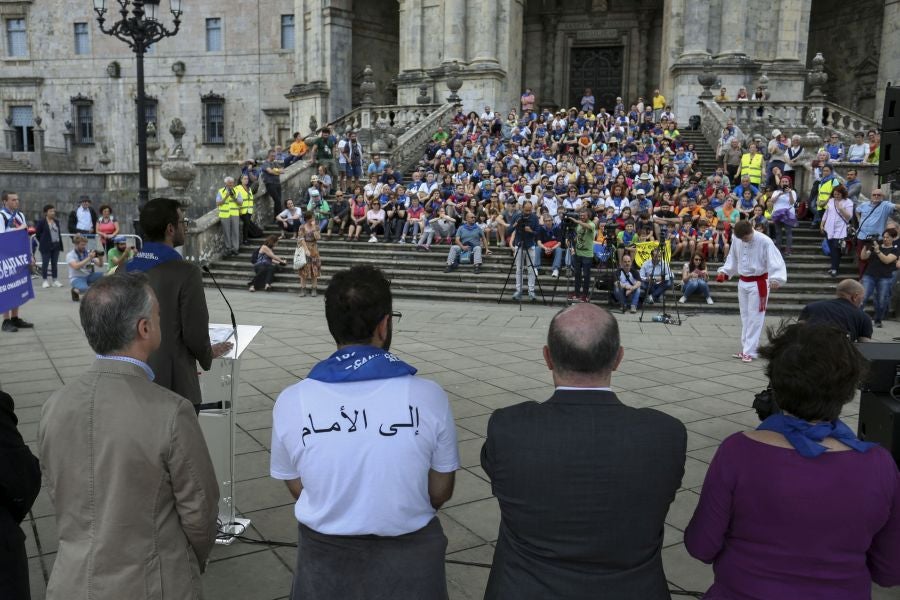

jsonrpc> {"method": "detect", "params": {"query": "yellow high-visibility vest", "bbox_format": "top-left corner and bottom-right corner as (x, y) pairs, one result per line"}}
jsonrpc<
(238, 184), (254, 215)
(740, 153), (763, 186)
(217, 187), (240, 218)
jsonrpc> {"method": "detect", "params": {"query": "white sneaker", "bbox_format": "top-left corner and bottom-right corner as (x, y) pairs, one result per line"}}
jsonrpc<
(706, 297), (714, 305)
(412, 236), (419, 245)
(552, 268), (559, 278)
(42, 280), (50, 289)
(52, 280), (63, 288)
(678, 296), (686, 304)
(368, 235), (378, 243)
(398, 238), (406, 244)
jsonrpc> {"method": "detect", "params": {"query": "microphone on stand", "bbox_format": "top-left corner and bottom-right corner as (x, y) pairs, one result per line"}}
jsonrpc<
(202, 263), (237, 334)
(199, 263), (236, 412)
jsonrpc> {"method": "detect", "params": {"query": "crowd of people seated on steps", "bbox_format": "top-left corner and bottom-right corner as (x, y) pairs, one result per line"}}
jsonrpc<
(230, 85), (894, 312)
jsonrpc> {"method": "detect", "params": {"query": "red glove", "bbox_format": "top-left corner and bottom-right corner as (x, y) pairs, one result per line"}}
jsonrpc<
(716, 272), (727, 283)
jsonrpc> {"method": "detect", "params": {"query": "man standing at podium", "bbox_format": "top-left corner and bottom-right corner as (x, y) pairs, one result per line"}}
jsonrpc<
(128, 198), (232, 409)
(271, 265), (459, 600)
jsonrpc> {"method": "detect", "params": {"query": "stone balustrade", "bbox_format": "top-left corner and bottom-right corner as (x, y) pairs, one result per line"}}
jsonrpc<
(385, 102), (458, 173)
(714, 100), (879, 139)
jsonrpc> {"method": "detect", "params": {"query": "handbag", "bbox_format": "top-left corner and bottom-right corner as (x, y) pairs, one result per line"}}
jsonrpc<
(293, 245), (307, 269)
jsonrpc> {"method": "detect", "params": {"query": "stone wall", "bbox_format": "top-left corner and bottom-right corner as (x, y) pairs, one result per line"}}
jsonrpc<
(351, 0), (400, 106)
(0, 0), (295, 173)
(806, 0), (883, 117)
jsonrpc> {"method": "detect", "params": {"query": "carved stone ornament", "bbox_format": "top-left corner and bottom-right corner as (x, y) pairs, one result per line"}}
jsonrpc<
(806, 52), (828, 100)
(360, 65), (376, 106)
(33, 115), (42, 128)
(107, 61), (121, 78)
(697, 58), (717, 100)
(98, 144), (112, 167)
(416, 83), (431, 105)
(171, 60), (185, 77)
(309, 115), (318, 134)
(446, 61), (463, 104)
(160, 117), (196, 193)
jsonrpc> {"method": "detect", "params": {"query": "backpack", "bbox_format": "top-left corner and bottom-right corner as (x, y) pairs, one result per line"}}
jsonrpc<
(250, 248), (260, 264)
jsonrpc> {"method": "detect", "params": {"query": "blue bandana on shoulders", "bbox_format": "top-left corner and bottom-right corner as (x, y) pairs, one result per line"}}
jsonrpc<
(126, 242), (183, 273)
(757, 413), (876, 458)
(307, 345), (417, 383)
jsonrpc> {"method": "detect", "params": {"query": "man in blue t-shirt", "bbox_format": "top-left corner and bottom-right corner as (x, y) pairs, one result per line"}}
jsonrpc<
(445, 212), (491, 274)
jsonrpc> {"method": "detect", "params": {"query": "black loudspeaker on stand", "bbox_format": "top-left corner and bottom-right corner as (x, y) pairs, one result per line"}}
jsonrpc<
(879, 84), (900, 185)
(855, 342), (900, 469)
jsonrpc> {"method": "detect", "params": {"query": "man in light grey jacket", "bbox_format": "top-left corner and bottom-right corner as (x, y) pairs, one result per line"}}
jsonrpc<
(39, 272), (220, 599)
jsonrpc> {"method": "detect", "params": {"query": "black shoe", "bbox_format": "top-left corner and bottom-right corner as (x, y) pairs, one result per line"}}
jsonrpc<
(474, 265), (481, 274)
(10, 317), (33, 329)
(71, 288), (80, 302)
(875, 320), (883, 328)
(445, 263), (457, 273)
(1, 319), (18, 333)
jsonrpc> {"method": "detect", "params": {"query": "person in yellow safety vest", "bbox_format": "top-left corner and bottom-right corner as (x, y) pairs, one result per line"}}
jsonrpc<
(813, 164), (841, 227)
(216, 176), (243, 256)
(237, 173), (255, 244)
(736, 142), (764, 187)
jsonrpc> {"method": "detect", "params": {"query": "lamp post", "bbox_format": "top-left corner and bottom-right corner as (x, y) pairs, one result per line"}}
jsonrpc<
(93, 0), (182, 206)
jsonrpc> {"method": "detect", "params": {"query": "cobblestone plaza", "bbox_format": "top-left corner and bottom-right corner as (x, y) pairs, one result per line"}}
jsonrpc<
(8, 288), (896, 599)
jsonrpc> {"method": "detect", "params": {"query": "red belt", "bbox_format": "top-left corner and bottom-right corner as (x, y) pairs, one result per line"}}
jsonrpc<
(740, 273), (768, 312)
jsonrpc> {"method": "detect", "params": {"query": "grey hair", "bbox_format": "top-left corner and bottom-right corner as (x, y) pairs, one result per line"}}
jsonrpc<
(224, 176), (235, 184)
(79, 272), (155, 355)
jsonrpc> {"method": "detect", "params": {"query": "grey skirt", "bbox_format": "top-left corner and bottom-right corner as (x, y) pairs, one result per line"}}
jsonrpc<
(290, 517), (449, 600)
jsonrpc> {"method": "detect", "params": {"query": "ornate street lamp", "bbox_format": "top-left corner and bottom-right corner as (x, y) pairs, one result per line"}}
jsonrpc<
(93, 0), (182, 205)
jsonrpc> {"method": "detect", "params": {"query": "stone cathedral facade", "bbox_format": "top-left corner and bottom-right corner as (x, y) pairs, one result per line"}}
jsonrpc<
(1, 0), (897, 173)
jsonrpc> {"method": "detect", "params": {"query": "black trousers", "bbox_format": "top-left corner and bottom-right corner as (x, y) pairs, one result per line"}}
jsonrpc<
(573, 254), (592, 296)
(266, 182), (283, 219)
(41, 247), (60, 279)
(387, 217), (407, 241)
(252, 263), (277, 289)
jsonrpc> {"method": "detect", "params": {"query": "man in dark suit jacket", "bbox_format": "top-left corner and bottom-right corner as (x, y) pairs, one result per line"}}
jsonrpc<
(481, 303), (687, 600)
(127, 198), (232, 407)
(0, 391), (42, 600)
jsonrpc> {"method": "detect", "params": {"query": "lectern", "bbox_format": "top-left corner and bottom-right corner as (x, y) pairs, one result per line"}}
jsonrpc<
(199, 323), (262, 545)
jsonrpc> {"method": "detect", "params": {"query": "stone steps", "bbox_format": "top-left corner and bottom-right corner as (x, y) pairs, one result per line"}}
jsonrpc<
(0, 157), (28, 172)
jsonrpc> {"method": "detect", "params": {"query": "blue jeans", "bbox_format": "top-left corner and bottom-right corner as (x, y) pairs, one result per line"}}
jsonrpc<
(533, 246), (567, 271)
(682, 278), (711, 299)
(572, 254), (592, 296)
(643, 279), (673, 301)
(71, 272), (103, 293)
(862, 274), (893, 322)
(614, 284), (641, 307)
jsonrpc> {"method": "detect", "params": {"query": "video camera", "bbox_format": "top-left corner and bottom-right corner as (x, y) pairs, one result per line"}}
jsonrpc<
(863, 234), (880, 247)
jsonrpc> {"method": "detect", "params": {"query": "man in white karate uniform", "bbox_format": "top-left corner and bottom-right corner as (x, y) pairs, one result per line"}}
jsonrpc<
(716, 220), (787, 363)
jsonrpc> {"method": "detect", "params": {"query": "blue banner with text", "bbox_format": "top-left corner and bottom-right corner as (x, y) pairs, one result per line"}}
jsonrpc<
(0, 229), (34, 314)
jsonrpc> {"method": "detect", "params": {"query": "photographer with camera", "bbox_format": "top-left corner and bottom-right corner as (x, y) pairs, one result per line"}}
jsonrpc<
(768, 175), (797, 256)
(855, 188), (896, 278)
(566, 208), (596, 302)
(858, 225), (900, 328)
(66, 234), (104, 302)
(685, 323), (900, 599)
(508, 201), (540, 301)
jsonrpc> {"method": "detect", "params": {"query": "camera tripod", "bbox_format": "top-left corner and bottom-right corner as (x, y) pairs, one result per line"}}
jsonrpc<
(498, 243), (547, 308)
(549, 221), (581, 305)
(638, 235), (682, 326)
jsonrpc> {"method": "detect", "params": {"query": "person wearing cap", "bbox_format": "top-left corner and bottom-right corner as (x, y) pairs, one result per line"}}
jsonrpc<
(106, 235), (135, 274)
(215, 176), (243, 256)
(310, 126), (338, 183)
(306, 189), (331, 233)
(68, 195), (98, 235)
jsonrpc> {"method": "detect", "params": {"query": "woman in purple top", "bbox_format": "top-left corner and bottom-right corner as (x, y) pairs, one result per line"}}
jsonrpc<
(685, 323), (900, 600)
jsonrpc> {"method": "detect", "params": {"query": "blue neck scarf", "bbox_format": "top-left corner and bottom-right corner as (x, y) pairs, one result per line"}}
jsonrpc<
(126, 242), (182, 273)
(757, 413), (876, 458)
(307, 345), (417, 383)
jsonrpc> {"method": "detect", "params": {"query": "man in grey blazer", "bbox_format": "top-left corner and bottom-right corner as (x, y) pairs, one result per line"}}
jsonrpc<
(39, 273), (220, 600)
(481, 303), (687, 600)
(127, 198), (232, 407)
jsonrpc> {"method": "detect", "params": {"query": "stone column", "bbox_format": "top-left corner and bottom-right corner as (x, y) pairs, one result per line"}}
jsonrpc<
(442, 0), (467, 64)
(400, 0), (423, 72)
(875, 0), (900, 121)
(775, 0), (802, 61)
(637, 15), (651, 97)
(323, 2), (353, 120)
(469, 0), (498, 66)
(293, 0), (308, 82)
(717, 2), (747, 58)
(541, 15), (558, 106)
(680, 0), (709, 59)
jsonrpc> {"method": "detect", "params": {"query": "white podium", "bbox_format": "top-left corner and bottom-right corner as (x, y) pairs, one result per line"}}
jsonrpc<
(198, 323), (262, 545)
